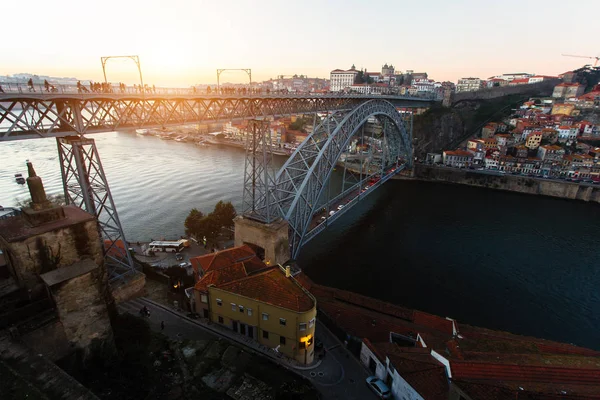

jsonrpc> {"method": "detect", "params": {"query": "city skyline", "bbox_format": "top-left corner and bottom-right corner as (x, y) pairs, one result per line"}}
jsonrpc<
(2, 0), (599, 86)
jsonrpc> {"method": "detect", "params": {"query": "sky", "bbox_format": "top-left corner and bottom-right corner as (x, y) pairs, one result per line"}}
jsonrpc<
(1, 0), (599, 87)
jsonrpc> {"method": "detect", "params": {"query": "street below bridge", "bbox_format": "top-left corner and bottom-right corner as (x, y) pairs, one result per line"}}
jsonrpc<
(118, 297), (378, 400)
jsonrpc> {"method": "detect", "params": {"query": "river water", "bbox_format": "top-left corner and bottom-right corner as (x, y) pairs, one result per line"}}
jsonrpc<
(1, 132), (599, 350)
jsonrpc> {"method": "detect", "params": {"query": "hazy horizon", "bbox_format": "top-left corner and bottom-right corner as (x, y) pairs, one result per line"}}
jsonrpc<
(2, 0), (598, 86)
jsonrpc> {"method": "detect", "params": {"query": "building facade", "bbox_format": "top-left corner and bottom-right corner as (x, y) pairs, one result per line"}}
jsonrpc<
(456, 78), (482, 93)
(191, 246), (317, 364)
(330, 65), (359, 92)
(443, 150), (474, 167)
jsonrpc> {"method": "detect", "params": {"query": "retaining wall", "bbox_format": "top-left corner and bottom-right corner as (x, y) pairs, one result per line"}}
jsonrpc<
(412, 164), (600, 204)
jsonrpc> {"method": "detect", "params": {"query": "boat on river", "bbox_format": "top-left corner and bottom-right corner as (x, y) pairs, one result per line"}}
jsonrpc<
(15, 173), (25, 184)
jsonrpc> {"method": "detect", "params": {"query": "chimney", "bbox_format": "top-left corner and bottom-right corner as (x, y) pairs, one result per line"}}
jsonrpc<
(285, 265), (291, 278)
(25, 160), (49, 211)
(21, 160), (65, 225)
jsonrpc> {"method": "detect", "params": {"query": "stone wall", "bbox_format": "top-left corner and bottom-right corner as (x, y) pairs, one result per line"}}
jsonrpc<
(0, 334), (100, 400)
(110, 271), (146, 304)
(4, 216), (103, 289)
(412, 164), (600, 203)
(233, 216), (290, 265)
(52, 269), (114, 353)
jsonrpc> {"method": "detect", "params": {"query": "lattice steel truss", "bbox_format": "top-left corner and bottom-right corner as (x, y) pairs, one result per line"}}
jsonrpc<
(271, 100), (412, 258)
(57, 136), (136, 282)
(0, 93), (431, 141)
(242, 120), (277, 223)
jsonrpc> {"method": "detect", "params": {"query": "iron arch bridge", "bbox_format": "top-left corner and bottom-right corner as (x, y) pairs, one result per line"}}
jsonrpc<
(242, 99), (413, 259)
(0, 92), (432, 141)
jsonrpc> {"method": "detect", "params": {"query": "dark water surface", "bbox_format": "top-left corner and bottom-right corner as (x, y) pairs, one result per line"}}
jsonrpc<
(298, 180), (600, 350)
(2, 133), (598, 350)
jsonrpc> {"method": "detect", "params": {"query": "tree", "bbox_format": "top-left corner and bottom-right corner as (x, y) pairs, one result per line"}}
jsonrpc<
(184, 208), (204, 237)
(574, 65), (600, 92)
(354, 70), (374, 85)
(212, 201), (237, 229)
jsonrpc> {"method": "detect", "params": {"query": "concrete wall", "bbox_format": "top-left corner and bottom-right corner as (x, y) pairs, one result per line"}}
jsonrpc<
(359, 342), (386, 379)
(389, 367), (424, 400)
(448, 80), (559, 106)
(413, 164), (600, 203)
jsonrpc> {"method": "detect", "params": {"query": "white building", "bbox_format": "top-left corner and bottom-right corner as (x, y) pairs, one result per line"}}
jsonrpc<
(485, 157), (499, 169)
(349, 83), (387, 94)
(494, 72), (533, 81)
(412, 78), (436, 93)
(360, 340), (448, 400)
(456, 77), (482, 93)
(330, 65), (359, 92)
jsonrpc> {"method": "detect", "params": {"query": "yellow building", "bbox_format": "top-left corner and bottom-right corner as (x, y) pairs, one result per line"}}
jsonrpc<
(551, 103), (575, 116)
(525, 132), (543, 149)
(191, 246), (317, 364)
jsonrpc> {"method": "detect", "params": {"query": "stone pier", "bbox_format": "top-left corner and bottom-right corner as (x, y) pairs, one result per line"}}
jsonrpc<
(233, 216), (290, 265)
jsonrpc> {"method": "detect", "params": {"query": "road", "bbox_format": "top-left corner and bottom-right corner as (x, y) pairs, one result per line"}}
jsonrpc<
(118, 297), (378, 400)
(428, 164), (600, 187)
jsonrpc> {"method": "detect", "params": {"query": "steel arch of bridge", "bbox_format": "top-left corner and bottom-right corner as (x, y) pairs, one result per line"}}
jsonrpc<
(272, 99), (412, 259)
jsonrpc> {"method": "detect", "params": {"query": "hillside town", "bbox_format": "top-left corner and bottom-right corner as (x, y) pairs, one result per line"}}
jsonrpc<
(435, 76), (600, 182)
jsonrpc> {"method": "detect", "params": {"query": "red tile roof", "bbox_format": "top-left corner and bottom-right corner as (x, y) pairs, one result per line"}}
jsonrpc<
(217, 267), (314, 312)
(192, 246), (314, 312)
(444, 150), (473, 157)
(192, 245), (270, 291)
(451, 360), (600, 385)
(312, 283), (600, 399)
(374, 341), (449, 400)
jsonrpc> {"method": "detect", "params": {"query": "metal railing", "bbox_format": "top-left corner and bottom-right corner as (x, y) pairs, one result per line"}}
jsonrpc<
(0, 82), (437, 100)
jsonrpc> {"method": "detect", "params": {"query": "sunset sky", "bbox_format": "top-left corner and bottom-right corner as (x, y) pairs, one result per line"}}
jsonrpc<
(2, 0), (598, 87)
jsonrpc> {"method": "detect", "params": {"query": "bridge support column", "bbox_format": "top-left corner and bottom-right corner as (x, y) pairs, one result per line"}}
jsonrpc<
(234, 216), (290, 265)
(56, 136), (137, 283)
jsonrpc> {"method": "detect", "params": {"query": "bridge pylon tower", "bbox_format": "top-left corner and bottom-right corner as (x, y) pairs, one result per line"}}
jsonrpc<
(57, 136), (137, 282)
(241, 119), (277, 223)
(235, 119), (290, 265)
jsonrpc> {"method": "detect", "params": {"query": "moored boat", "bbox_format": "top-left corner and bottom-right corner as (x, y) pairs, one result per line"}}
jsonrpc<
(15, 173), (25, 184)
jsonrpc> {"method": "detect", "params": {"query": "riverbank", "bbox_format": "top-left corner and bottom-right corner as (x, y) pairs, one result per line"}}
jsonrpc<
(403, 164), (600, 203)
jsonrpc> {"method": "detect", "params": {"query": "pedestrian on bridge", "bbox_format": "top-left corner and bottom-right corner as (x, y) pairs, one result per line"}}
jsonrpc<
(0, 84), (4, 93)
(28, 78), (35, 92)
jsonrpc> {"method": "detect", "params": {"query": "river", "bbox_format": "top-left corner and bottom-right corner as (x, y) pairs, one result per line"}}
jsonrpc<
(1, 132), (599, 350)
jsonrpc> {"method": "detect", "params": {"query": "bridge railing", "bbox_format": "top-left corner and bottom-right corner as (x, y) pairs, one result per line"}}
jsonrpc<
(0, 82), (435, 100)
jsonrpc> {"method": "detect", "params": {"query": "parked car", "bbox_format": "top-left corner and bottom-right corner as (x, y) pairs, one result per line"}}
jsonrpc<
(366, 376), (391, 399)
(175, 253), (183, 261)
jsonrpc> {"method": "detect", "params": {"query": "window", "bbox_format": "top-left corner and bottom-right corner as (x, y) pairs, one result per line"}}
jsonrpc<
(201, 294), (208, 303)
(299, 323), (307, 331)
(263, 330), (269, 339)
(216, 299), (222, 306)
(279, 318), (286, 326)
(308, 318), (315, 328)
(231, 303), (236, 311)
(280, 336), (286, 345)
(247, 308), (252, 316)
(262, 313), (269, 321)
(218, 316), (223, 324)
(239, 305), (244, 313)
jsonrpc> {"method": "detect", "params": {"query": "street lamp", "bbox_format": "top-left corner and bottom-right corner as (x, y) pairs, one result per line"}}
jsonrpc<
(100, 55), (144, 91)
